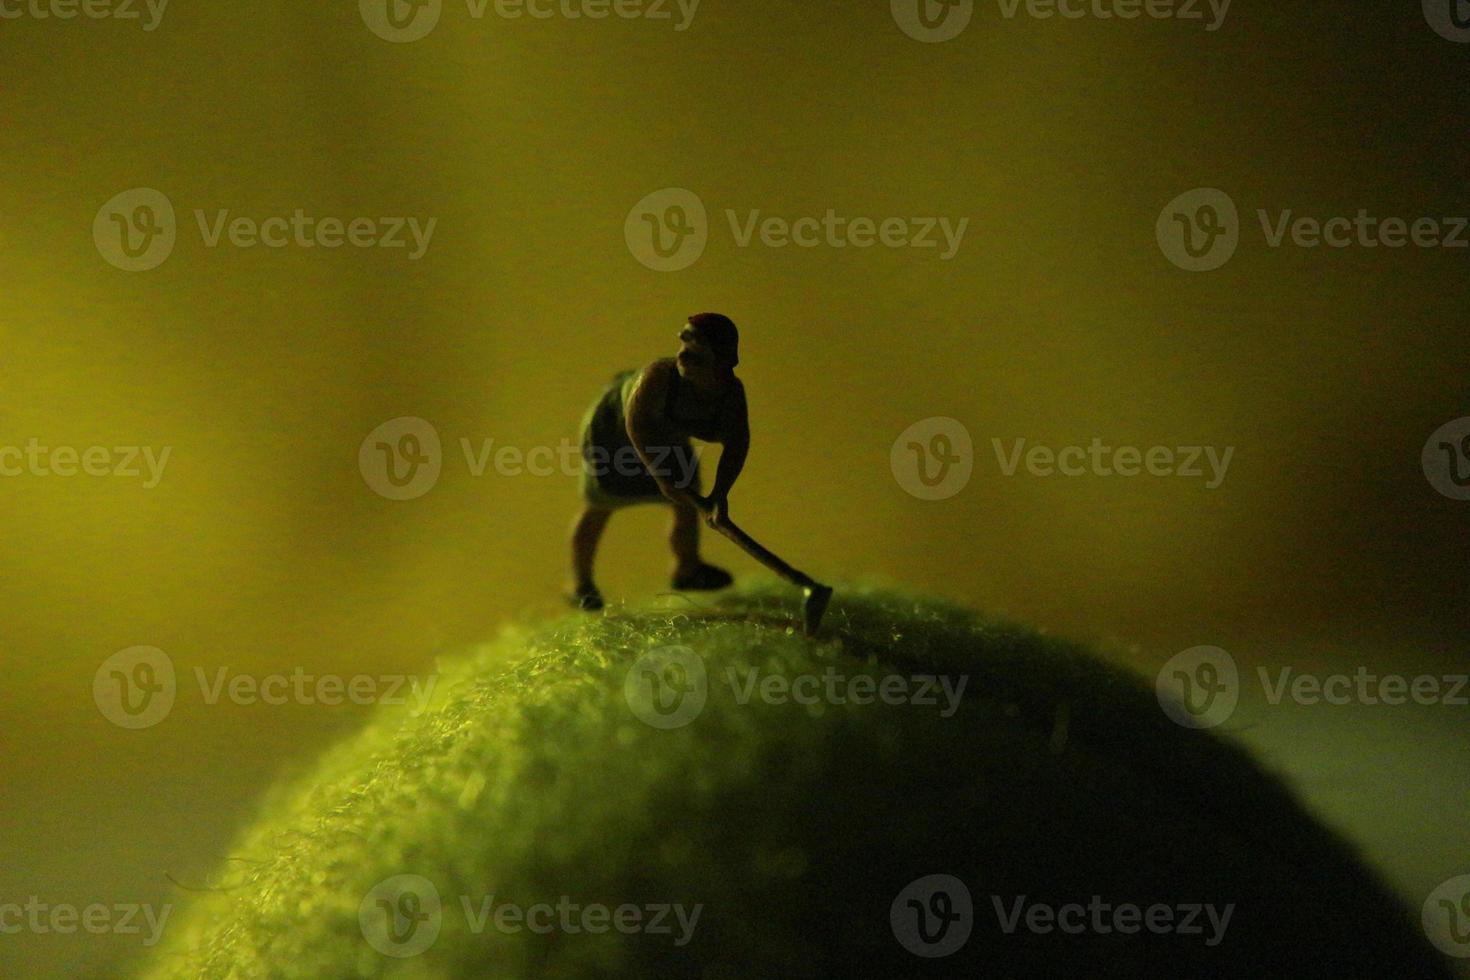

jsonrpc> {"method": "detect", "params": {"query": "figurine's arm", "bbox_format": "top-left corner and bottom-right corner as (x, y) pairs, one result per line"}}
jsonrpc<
(705, 383), (749, 526)
(624, 364), (698, 507)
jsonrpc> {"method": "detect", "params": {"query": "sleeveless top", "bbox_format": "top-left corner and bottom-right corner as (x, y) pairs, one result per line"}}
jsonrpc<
(579, 362), (729, 500)
(662, 364), (730, 443)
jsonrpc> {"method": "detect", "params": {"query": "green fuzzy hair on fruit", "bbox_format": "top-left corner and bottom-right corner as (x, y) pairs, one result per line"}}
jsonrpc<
(143, 582), (1451, 979)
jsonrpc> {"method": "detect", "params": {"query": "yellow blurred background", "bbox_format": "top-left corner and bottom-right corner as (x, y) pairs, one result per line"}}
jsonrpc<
(2, 2), (1466, 976)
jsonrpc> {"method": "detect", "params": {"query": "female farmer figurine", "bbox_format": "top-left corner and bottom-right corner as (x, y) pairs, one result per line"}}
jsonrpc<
(569, 313), (833, 634)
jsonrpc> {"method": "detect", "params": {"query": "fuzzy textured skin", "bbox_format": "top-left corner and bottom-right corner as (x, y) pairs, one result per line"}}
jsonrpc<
(144, 582), (1451, 979)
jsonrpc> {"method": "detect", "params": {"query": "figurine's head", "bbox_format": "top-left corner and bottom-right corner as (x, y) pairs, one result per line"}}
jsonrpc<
(676, 313), (739, 381)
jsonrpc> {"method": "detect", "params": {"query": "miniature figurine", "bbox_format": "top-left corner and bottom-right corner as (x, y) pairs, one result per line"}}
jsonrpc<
(569, 313), (833, 634)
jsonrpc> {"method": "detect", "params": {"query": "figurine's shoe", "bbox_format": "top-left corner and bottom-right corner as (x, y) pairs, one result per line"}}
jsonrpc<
(671, 563), (734, 592)
(568, 584), (605, 612)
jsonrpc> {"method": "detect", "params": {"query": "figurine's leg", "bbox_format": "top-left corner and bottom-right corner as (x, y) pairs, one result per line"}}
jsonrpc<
(670, 502), (733, 591)
(670, 501), (702, 577)
(569, 505), (612, 610)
